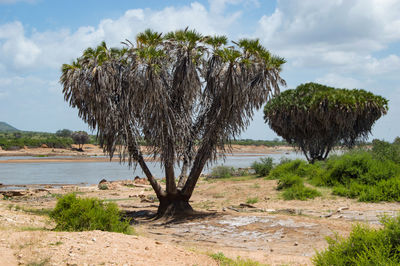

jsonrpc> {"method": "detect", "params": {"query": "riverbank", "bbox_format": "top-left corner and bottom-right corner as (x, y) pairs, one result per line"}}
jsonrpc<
(0, 144), (294, 158)
(0, 177), (397, 265)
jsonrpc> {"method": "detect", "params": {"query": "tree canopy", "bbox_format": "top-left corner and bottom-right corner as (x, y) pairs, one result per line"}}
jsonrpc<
(71, 131), (90, 150)
(264, 82), (388, 163)
(60, 28), (286, 216)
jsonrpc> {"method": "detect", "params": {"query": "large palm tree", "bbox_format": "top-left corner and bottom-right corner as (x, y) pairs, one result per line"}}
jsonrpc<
(61, 28), (286, 217)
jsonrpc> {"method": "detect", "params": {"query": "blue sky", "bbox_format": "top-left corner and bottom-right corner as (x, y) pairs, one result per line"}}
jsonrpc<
(1, 0), (399, 141)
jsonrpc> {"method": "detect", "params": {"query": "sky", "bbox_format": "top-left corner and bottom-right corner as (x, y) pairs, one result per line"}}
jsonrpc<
(0, 0), (400, 141)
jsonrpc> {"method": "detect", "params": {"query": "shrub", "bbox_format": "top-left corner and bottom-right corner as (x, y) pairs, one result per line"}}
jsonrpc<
(276, 174), (303, 190)
(371, 139), (400, 164)
(282, 184), (321, 200)
(313, 215), (400, 265)
(251, 157), (274, 177)
(269, 159), (323, 180)
(322, 151), (400, 186)
(50, 193), (132, 234)
(209, 166), (235, 179)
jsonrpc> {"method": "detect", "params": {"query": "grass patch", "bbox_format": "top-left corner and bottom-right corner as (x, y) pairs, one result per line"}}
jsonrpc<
(19, 226), (47, 231)
(246, 197), (259, 204)
(27, 258), (50, 266)
(9, 204), (52, 216)
(49, 241), (63, 246)
(210, 252), (266, 266)
(50, 193), (133, 234)
(313, 215), (400, 265)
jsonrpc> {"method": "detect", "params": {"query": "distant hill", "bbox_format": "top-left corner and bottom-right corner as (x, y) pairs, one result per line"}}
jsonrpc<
(0, 122), (19, 132)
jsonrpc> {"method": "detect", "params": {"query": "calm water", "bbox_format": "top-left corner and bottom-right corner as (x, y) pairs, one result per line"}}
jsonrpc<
(0, 152), (304, 185)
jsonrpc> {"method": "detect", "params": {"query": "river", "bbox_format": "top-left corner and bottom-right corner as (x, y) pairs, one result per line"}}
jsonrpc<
(0, 152), (305, 186)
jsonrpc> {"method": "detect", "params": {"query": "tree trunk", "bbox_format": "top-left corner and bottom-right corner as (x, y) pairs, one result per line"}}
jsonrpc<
(156, 193), (193, 218)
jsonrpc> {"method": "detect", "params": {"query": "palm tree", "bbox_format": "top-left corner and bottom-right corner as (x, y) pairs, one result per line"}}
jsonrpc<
(61, 28), (286, 217)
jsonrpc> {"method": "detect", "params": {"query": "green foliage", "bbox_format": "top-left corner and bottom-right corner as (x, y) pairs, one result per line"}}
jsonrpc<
(209, 166), (235, 179)
(266, 159), (322, 200)
(264, 82), (388, 163)
(0, 131), (74, 150)
(246, 197), (259, 204)
(269, 159), (324, 180)
(282, 184), (321, 200)
(371, 139), (400, 164)
(315, 150), (400, 202)
(276, 174), (303, 190)
(313, 215), (400, 265)
(210, 252), (265, 266)
(50, 193), (132, 234)
(56, 129), (72, 138)
(251, 157), (274, 177)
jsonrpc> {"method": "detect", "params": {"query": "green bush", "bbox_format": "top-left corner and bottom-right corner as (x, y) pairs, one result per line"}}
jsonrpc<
(251, 157), (274, 177)
(276, 174), (303, 190)
(268, 159), (323, 180)
(313, 215), (400, 265)
(209, 166), (235, 179)
(282, 184), (321, 200)
(50, 193), (132, 234)
(371, 139), (400, 164)
(322, 151), (400, 186)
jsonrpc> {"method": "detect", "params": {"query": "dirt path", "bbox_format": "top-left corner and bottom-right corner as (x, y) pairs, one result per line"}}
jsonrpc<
(0, 177), (398, 265)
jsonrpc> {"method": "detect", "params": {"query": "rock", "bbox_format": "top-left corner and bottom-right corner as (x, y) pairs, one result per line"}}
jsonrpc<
(155, 241), (162, 245)
(145, 247), (149, 250)
(134, 176), (148, 185)
(41, 144), (48, 148)
(92, 238), (96, 242)
(294, 242), (298, 246)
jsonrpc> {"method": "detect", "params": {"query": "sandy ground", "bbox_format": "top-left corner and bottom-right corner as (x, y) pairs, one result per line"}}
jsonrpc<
(0, 144), (294, 160)
(0, 176), (398, 266)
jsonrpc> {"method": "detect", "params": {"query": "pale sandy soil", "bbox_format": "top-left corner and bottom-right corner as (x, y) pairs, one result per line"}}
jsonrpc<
(1, 177), (398, 266)
(0, 144), (294, 160)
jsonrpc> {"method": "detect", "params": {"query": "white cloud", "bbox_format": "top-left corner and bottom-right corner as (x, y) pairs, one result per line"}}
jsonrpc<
(315, 73), (363, 89)
(0, 2), (242, 72)
(257, 0), (400, 77)
(0, 22), (41, 70)
(208, 0), (259, 14)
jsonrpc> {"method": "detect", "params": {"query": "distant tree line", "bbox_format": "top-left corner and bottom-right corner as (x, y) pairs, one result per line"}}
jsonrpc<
(0, 130), (95, 150)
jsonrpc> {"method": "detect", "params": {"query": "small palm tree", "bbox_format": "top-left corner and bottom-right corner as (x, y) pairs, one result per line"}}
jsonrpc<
(61, 28), (286, 217)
